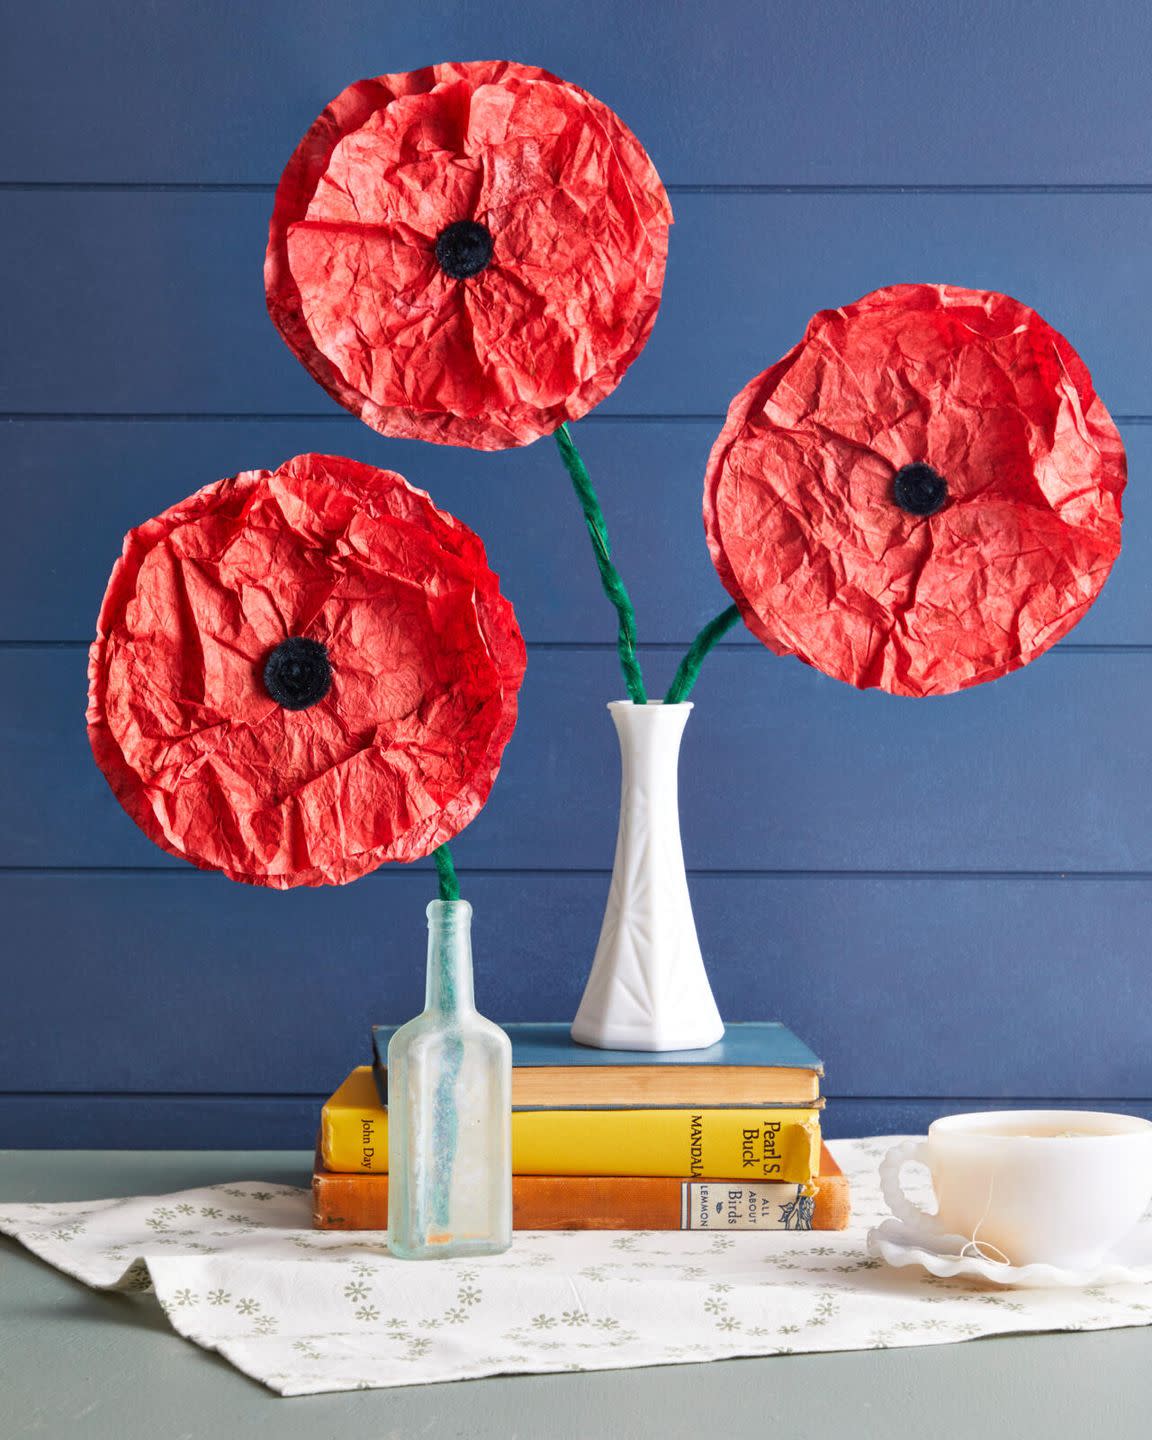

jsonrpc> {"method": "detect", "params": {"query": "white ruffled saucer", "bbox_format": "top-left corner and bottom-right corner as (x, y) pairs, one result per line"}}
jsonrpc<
(867, 1216), (1152, 1287)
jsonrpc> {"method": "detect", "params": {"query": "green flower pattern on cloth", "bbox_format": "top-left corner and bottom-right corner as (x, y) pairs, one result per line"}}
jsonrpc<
(1, 1139), (1150, 1397)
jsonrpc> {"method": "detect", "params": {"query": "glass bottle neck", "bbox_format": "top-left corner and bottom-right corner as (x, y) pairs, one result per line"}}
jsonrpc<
(424, 899), (475, 1014)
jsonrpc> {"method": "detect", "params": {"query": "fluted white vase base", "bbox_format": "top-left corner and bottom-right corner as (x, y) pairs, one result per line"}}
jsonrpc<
(571, 1012), (726, 1053)
(571, 700), (726, 1054)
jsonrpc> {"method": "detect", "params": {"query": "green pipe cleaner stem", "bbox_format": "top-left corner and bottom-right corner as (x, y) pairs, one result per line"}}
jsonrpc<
(663, 603), (743, 704)
(433, 844), (461, 902)
(553, 423), (648, 705)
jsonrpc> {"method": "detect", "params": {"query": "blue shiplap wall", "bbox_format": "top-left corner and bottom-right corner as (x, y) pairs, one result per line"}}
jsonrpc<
(3, 1), (1151, 1145)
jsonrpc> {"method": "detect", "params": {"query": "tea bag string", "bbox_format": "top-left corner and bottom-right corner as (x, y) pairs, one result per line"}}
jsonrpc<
(957, 1172), (1012, 1266)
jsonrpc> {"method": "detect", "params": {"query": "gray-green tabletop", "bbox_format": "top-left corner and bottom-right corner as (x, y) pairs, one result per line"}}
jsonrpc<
(2, 1151), (1150, 1439)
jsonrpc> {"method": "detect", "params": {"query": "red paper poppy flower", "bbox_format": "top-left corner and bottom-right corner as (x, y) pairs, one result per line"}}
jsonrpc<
(87, 454), (526, 887)
(265, 61), (672, 450)
(704, 284), (1126, 697)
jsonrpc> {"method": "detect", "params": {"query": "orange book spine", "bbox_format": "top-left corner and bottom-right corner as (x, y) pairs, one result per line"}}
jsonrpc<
(313, 1147), (850, 1232)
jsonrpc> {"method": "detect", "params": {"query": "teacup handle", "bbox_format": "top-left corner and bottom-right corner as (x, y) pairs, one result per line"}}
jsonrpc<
(879, 1138), (933, 1225)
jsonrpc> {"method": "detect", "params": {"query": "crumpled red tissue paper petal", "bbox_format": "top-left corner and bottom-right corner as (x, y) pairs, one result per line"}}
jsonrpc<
(87, 454), (526, 887)
(704, 283), (1126, 697)
(265, 60), (672, 451)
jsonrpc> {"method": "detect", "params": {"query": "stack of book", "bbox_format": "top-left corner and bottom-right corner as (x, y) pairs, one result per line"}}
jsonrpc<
(313, 1022), (848, 1231)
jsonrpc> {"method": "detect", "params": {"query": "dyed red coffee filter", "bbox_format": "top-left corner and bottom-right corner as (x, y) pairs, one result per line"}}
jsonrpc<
(88, 454), (526, 887)
(705, 284), (1126, 696)
(266, 61), (672, 450)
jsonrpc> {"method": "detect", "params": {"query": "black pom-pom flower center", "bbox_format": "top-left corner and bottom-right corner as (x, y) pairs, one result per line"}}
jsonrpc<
(892, 463), (949, 517)
(263, 637), (332, 711)
(435, 219), (494, 279)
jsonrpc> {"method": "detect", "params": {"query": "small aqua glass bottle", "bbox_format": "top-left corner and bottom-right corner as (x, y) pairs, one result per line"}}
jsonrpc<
(387, 898), (512, 1259)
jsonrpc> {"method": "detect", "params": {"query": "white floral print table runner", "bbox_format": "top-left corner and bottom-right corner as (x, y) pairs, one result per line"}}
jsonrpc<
(2, 1138), (1150, 1396)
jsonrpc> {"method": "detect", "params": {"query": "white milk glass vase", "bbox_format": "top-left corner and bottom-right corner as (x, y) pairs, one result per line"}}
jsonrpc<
(387, 899), (512, 1259)
(571, 701), (725, 1051)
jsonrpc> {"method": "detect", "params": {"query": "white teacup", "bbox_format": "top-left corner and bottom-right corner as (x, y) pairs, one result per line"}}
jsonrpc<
(880, 1110), (1152, 1269)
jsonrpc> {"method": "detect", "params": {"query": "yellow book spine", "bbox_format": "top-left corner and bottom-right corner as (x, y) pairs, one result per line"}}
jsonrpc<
(320, 1102), (385, 1173)
(321, 1072), (821, 1179)
(510, 1109), (821, 1179)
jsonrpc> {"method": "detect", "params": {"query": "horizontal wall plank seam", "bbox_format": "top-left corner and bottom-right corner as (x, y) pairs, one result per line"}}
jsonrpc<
(3, 1091), (1149, 1102)
(0, 412), (737, 423)
(6, 182), (1152, 196)
(3, 640), (1151, 654)
(6, 866), (1152, 881)
(5, 413), (1152, 425)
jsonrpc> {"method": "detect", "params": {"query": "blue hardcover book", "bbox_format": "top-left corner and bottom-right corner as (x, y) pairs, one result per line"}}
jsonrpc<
(371, 1022), (823, 1110)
